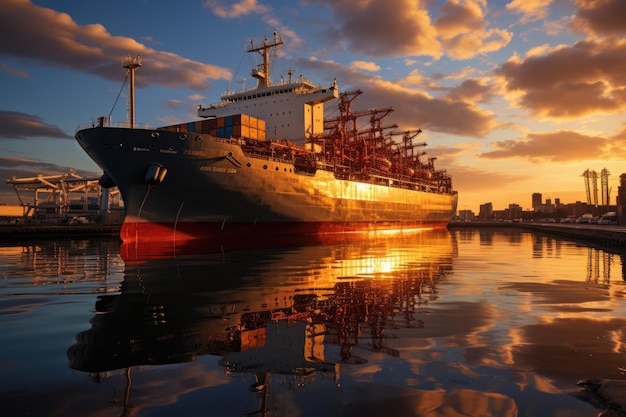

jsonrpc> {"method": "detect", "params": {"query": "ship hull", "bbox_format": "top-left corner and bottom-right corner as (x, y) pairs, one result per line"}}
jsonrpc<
(76, 127), (458, 243)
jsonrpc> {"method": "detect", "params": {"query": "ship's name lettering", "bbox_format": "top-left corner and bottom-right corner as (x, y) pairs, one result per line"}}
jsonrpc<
(133, 147), (150, 152)
(183, 149), (208, 157)
(200, 166), (236, 174)
(160, 149), (178, 154)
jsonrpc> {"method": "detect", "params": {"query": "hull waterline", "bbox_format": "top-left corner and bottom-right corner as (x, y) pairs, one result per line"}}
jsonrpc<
(76, 126), (457, 244)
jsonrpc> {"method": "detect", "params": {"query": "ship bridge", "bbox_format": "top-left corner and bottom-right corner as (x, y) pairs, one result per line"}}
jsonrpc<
(197, 32), (339, 144)
(198, 80), (338, 144)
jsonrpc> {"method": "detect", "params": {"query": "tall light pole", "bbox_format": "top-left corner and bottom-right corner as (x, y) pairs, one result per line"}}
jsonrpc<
(123, 55), (142, 128)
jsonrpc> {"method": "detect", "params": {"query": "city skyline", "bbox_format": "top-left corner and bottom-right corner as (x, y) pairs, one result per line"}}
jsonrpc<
(462, 190), (616, 216)
(1, 0), (626, 212)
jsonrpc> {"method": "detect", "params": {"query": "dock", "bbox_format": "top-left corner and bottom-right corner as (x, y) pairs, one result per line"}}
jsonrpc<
(0, 224), (121, 239)
(448, 221), (626, 247)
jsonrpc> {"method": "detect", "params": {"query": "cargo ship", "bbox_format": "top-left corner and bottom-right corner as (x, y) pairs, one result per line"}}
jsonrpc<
(75, 33), (457, 243)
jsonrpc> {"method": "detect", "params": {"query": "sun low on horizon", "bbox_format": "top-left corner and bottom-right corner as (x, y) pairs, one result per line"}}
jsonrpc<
(0, 0), (625, 213)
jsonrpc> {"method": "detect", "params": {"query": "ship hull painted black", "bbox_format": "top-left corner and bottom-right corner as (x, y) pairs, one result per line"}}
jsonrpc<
(76, 127), (458, 242)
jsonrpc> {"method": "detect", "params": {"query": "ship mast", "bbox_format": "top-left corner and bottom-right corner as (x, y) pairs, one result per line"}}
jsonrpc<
(122, 55), (142, 128)
(248, 31), (283, 88)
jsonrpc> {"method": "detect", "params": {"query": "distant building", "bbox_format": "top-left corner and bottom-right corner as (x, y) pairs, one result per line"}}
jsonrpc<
(479, 202), (493, 220)
(532, 193), (542, 210)
(458, 209), (476, 221)
(532, 193), (556, 214)
(569, 201), (594, 217)
(506, 203), (523, 220)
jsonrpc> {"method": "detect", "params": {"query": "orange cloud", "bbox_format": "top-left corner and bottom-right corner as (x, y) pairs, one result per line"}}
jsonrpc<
(506, 0), (553, 23)
(349, 60), (381, 72)
(495, 38), (626, 119)
(319, 0), (510, 60)
(0, 63), (30, 78)
(570, 0), (626, 36)
(481, 130), (607, 162)
(0, 110), (71, 139)
(435, 0), (512, 60)
(444, 78), (492, 103)
(204, 0), (269, 18)
(300, 57), (497, 137)
(0, 0), (231, 90)
(320, 0), (443, 58)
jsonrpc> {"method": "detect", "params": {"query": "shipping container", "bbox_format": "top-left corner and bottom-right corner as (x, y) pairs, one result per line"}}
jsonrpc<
(248, 116), (257, 129)
(232, 125), (251, 138)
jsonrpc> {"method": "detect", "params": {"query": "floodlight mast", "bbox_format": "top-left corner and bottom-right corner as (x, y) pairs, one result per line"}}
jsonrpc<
(123, 55), (142, 128)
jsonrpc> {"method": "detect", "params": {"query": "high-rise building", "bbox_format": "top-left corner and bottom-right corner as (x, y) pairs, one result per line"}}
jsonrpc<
(479, 202), (493, 220)
(532, 193), (542, 210)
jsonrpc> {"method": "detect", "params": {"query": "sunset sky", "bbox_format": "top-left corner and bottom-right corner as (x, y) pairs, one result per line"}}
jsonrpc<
(1, 0), (625, 213)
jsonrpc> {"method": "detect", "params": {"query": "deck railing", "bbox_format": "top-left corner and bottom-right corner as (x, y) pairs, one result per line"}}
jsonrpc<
(75, 120), (151, 132)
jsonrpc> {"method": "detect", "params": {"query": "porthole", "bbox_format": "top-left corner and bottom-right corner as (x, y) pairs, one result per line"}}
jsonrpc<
(151, 131), (159, 138)
(179, 134), (187, 140)
(168, 146), (175, 151)
(246, 162), (251, 167)
(119, 143), (125, 148)
(195, 136), (202, 141)
(263, 165), (268, 169)
(275, 167), (279, 171)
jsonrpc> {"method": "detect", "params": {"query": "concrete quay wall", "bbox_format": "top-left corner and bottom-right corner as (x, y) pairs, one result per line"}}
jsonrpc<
(0, 224), (121, 239)
(449, 221), (626, 247)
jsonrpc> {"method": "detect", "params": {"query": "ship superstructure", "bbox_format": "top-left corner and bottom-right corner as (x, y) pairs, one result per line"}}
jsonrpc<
(75, 33), (457, 243)
(198, 32), (337, 143)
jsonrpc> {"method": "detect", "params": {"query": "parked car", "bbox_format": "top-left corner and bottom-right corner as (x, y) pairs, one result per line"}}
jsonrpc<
(575, 213), (594, 224)
(597, 212), (617, 225)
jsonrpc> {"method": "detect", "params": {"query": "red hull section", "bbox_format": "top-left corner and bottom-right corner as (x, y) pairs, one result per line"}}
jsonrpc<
(119, 220), (448, 262)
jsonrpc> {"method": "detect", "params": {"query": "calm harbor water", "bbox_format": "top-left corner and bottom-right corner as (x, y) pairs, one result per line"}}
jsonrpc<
(1, 227), (625, 417)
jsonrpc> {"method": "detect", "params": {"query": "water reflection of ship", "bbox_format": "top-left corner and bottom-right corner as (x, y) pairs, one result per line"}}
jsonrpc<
(67, 229), (456, 415)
